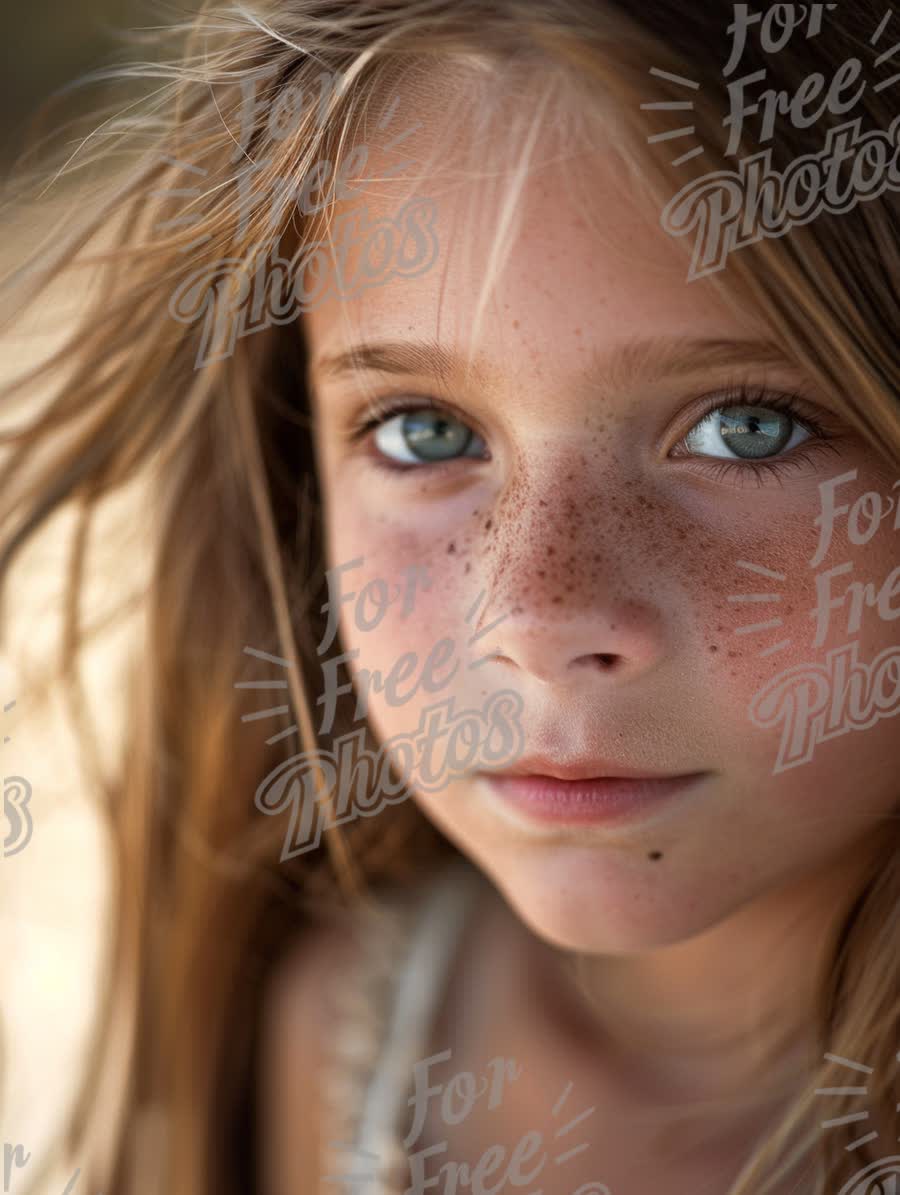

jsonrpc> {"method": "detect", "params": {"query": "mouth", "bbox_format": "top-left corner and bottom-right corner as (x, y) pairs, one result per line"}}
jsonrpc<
(478, 757), (710, 826)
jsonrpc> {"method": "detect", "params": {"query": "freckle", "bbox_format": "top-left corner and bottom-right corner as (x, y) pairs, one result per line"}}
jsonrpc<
(648, 851), (663, 861)
(727, 650), (737, 658)
(485, 519), (493, 530)
(464, 562), (471, 573)
(513, 319), (520, 329)
(447, 541), (456, 554)
(709, 645), (718, 653)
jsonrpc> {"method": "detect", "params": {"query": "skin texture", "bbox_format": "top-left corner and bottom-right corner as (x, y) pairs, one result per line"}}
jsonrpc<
(301, 78), (900, 1122)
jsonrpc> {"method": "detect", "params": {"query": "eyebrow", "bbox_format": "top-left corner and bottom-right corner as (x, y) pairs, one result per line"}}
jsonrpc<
(312, 335), (799, 390)
(314, 340), (462, 383)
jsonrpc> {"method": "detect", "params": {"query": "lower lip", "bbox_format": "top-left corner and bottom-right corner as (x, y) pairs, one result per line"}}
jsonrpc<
(483, 773), (706, 825)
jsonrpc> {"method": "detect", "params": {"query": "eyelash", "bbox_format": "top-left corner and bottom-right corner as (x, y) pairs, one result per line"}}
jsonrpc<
(346, 383), (842, 482)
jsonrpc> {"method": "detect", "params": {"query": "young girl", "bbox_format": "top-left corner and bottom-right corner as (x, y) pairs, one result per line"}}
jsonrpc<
(2, 2), (899, 1194)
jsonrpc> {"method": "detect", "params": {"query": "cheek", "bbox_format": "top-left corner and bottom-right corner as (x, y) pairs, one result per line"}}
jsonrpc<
(689, 470), (900, 792)
(701, 533), (826, 700)
(328, 520), (489, 750)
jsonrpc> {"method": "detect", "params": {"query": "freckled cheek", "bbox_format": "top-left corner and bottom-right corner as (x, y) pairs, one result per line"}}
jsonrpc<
(807, 534), (900, 659)
(689, 522), (900, 797)
(681, 527), (839, 727)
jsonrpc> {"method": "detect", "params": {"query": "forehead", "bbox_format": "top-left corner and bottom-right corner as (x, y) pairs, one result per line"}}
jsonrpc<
(303, 62), (757, 372)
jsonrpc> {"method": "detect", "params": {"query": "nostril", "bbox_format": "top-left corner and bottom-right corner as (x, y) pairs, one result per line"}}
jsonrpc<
(568, 654), (616, 673)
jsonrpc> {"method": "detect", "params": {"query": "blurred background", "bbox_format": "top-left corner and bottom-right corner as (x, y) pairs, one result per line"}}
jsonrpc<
(2, 3), (152, 1191)
(2, 0), (142, 173)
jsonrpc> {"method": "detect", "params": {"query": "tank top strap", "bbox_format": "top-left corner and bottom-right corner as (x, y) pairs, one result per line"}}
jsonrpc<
(320, 858), (485, 1195)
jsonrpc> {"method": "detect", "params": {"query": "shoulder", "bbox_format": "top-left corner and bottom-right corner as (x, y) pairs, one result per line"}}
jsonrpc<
(258, 917), (359, 1195)
(256, 861), (484, 1194)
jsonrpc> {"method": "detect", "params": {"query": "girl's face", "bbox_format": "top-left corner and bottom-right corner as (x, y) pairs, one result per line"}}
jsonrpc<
(305, 94), (900, 954)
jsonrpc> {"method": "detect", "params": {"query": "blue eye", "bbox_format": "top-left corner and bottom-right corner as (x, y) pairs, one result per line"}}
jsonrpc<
(373, 408), (487, 465)
(681, 404), (812, 461)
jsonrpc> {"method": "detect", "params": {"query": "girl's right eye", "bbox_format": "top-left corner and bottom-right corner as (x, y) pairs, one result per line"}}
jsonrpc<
(372, 407), (488, 465)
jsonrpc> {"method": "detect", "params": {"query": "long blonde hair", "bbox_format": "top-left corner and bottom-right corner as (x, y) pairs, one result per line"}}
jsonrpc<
(1, 3), (898, 1194)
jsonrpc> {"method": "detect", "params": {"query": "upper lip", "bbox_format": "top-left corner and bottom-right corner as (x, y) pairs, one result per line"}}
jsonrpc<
(483, 755), (701, 782)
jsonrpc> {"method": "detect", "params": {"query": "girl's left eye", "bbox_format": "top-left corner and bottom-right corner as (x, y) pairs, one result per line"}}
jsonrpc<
(372, 408), (487, 464)
(677, 403), (812, 460)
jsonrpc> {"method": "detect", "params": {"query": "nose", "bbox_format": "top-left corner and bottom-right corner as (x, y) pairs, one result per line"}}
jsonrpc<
(470, 464), (670, 688)
(484, 602), (666, 687)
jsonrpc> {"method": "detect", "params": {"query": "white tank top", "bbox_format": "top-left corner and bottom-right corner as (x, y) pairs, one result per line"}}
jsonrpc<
(320, 859), (485, 1195)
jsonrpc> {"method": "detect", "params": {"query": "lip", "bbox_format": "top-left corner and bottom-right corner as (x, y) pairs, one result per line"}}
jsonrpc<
(488, 754), (690, 782)
(479, 760), (709, 826)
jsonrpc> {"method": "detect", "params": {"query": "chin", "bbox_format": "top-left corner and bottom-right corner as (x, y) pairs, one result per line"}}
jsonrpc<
(472, 842), (747, 956)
